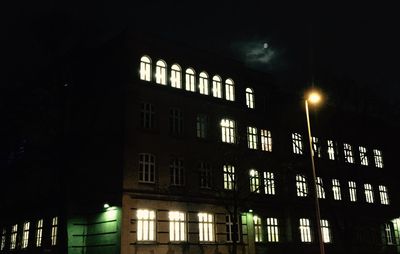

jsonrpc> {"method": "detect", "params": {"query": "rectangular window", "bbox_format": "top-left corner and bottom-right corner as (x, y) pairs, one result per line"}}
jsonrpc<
(299, 218), (312, 242)
(344, 143), (354, 163)
(223, 165), (235, 190)
(379, 185), (390, 205)
(36, 219), (43, 247)
(349, 181), (357, 202)
(332, 179), (342, 200)
(317, 177), (325, 199)
(170, 158), (184, 186)
(22, 222), (30, 249)
(221, 119), (236, 144)
(137, 209), (156, 241)
(247, 127), (258, 149)
(1, 228), (6, 251)
(196, 114), (208, 139)
(169, 108), (183, 135)
(292, 133), (303, 155)
(385, 223), (394, 245)
(260, 129), (272, 152)
(249, 169), (260, 193)
(359, 146), (369, 166)
(312, 137), (321, 158)
(296, 174), (308, 197)
(320, 220), (331, 243)
(266, 218), (279, 242)
(373, 149), (384, 168)
(254, 216), (263, 242)
(51, 217), (58, 246)
(139, 153), (155, 183)
(327, 140), (336, 160)
(264, 172), (275, 195)
(10, 224), (17, 250)
(198, 213), (214, 242)
(199, 162), (212, 189)
(169, 211), (186, 242)
(364, 184), (374, 203)
(140, 103), (154, 129)
(225, 215), (240, 243)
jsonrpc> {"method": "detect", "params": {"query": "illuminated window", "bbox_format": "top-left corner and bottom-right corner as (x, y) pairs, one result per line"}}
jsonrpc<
(299, 218), (312, 242)
(249, 169), (260, 193)
(364, 184), (374, 203)
(171, 64), (182, 88)
(292, 133), (303, 155)
(320, 220), (331, 243)
(10, 224), (17, 250)
(385, 223), (394, 245)
(348, 181), (357, 202)
(169, 211), (186, 242)
(137, 209), (156, 241)
(170, 158), (184, 186)
(245, 88), (254, 108)
(296, 174), (308, 197)
(196, 114), (208, 139)
(327, 140), (336, 160)
(379, 185), (389, 205)
(139, 153), (155, 183)
(264, 172), (275, 195)
(198, 213), (214, 242)
(373, 149), (384, 168)
(169, 108), (183, 135)
(221, 119), (236, 144)
(212, 76), (222, 98)
(1, 228), (6, 251)
(185, 68), (196, 92)
(247, 126), (258, 149)
(140, 56), (151, 81)
(359, 146), (369, 166)
(317, 177), (325, 199)
(312, 137), (321, 158)
(225, 215), (240, 242)
(266, 218), (279, 242)
(199, 72), (209, 95)
(22, 222), (30, 249)
(199, 162), (212, 189)
(343, 143), (354, 163)
(260, 129), (272, 152)
(254, 216), (263, 242)
(51, 217), (58, 246)
(36, 219), (43, 247)
(140, 103), (154, 129)
(225, 79), (235, 101)
(332, 179), (342, 200)
(223, 165), (235, 190)
(155, 60), (167, 85)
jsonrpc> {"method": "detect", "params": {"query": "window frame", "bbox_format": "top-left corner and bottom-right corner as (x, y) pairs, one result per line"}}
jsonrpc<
(137, 209), (156, 242)
(245, 88), (255, 108)
(140, 55), (152, 81)
(155, 60), (167, 85)
(138, 153), (156, 183)
(170, 64), (182, 88)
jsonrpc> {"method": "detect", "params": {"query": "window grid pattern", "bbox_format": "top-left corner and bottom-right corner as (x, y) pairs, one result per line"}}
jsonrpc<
(260, 129), (272, 152)
(344, 143), (354, 163)
(247, 127), (258, 149)
(320, 220), (331, 243)
(170, 158), (184, 186)
(155, 60), (167, 85)
(292, 133), (303, 155)
(169, 108), (183, 135)
(264, 172), (275, 195)
(225, 79), (235, 101)
(317, 177), (325, 199)
(364, 184), (374, 203)
(140, 56), (151, 81)
(196, 115), (208, 139)
(385, 223), (394, 245)
(245, 88), (255, 108)
(198, 213), (214, 242)
(185, 68), (196, 92)
(223, 165), (235, 190)
(225, 215), (240, 243)
(266, 218), (279, 242)
(140, 103), (154, 129)
(22, 222), (30, 249)
(199, 72), (209, 95)
(349, 181), (357, 202)
(10, 224), (17, 250)
(1, 228), (6, 251)
(332, 179), (342, 200)
(169, 211), (186, 242)
(379, 185), (389, 205)
(296, 174), (308, 197)
(212, 76), (222, 98)
(139, 153), (155, 183)
(36, 219), (43, 247)
(327, 140), (336, 160)
(312, 137), (321, 158)
(51, 217), (58, 246)
(137, 209), (156, 241)
(199, 162), (212, 189)
(359, 146), (369, 166)
(249, 169), (260, 193)
(299, 218), (312, 242)
(373, 149), (384, 168)
(171, 64), (182, 88)
(221, 119), (236, 144)
(254, 216), (263, 242)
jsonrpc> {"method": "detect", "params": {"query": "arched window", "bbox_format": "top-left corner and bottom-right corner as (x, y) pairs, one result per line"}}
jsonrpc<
(225, 79), (235, 101)
(199, 72), (209, 95)
(140, 56), (151, 81)
(155, 60), (167, 85)
(212, 75), (222, 98)
(185, 68), (196, 92)
(171, 64), (182, 88)
(245, 88), (255, 108)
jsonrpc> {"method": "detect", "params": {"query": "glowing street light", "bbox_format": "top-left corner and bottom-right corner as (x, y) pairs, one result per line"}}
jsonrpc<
(305, 90), (325, 254)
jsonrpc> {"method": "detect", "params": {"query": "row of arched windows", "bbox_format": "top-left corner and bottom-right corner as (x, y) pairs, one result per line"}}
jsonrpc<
(139, 56), (255, 108)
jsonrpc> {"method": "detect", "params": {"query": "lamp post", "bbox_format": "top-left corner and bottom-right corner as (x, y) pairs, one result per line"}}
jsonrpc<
(305, 91), (325, 254)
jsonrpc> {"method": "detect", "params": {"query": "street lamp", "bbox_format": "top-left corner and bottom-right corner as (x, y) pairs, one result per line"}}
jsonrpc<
(305, 90), (325, 254)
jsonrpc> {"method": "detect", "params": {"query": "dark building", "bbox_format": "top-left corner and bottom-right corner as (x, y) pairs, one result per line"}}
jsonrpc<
(1, 30), (399, 254)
